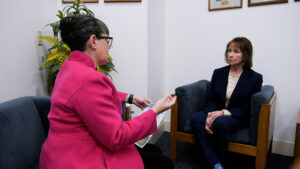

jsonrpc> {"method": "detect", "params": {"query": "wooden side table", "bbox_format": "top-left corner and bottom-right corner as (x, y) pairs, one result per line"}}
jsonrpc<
(294, 109), (300, 163)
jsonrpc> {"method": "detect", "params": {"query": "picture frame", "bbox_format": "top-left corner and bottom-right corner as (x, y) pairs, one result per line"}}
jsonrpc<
(62, 0), (98, 3)
(248, 0), (288, 6)
(104, 0), (141, 2)
(209, 0), (242, 11)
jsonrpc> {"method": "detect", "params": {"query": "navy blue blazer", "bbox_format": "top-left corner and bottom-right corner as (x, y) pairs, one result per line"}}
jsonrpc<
(204, 66), (263, 122)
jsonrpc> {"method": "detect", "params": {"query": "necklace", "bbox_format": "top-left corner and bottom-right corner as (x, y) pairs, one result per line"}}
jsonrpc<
(230, 70), (243, 77)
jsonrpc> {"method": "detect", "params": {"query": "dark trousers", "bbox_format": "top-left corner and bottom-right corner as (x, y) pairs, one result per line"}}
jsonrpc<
(191, 111), (243, 168)
(137, 144), (174, 169)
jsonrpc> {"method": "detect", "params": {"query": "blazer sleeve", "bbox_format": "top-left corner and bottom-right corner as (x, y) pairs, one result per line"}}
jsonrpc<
(204, 69), (218, 113)
(74, 74), (157, 152)
(228, 73), (263, 119)
(118, 92), (128, 103)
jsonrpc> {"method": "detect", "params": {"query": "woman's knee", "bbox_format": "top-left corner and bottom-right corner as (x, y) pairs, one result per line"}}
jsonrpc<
(139, 150), (174, 169)
(191, 111), (206, 129)
(212, 116), (229, 132)
(212, 116), (242, 133)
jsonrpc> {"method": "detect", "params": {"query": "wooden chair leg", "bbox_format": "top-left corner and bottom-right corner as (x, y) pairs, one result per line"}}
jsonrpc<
(255, 151), (267, 169)
(170, 132), (178, 163)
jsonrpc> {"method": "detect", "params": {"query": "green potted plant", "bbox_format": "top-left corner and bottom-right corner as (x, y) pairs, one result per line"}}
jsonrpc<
(39, 0), (116, 95)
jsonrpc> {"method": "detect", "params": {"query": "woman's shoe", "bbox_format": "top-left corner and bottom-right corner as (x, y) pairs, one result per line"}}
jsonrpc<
(214, 163), (223, 169)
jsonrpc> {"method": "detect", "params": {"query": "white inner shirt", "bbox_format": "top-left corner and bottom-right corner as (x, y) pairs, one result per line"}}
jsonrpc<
(223, 71), (242, 116)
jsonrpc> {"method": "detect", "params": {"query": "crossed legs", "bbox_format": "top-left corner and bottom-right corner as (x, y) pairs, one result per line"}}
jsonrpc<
(191, 111), (242, 168)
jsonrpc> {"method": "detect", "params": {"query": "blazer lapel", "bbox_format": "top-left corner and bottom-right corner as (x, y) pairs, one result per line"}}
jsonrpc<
(220, 67), (230, 106)
(229, 68), (250, 104)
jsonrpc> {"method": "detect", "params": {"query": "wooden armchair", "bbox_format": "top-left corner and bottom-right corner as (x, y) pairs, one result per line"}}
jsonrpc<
(170, 80), (276, 169)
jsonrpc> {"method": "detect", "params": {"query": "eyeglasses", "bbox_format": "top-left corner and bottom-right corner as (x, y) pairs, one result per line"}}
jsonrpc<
(98, 36), (113, 48)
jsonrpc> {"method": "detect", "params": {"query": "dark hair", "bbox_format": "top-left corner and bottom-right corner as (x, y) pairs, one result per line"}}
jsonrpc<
(225, 37), (253, 69)
(59, 15), (109, 51)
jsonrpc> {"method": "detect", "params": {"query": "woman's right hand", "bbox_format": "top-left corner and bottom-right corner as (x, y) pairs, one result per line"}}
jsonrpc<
(152, 95), (177, 115)
(205, 110), (224, 134)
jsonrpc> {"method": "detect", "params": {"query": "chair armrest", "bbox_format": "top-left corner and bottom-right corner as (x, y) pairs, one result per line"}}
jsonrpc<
(249, 85), (275, 145)
(174, 80), (210, 132)
(122, 103), (131, 121)
(256, 92), (276, 151)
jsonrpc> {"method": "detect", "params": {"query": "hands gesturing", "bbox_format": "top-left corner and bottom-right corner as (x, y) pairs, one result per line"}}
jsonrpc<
(152, 95), (177, 115)
(129, 94), (177, 116)
(132, 96), (152, 110)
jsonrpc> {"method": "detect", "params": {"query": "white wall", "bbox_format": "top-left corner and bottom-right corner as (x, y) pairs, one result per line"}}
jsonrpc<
(0, 0), (57, 102)
(147, 0), (165, 101)
(164, 0), (300, 155)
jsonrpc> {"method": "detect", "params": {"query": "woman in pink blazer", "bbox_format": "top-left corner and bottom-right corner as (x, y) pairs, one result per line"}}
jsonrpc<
(39, 15), (176, 169)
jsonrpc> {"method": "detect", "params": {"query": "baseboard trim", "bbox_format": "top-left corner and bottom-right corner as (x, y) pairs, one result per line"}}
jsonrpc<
(163, 121), (294, 157)
(272, 139), (294, 157)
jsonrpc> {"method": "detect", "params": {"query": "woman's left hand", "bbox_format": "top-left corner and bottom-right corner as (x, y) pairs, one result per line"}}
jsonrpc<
(205, 110), (224, 134)
(132, 96), (152, 110)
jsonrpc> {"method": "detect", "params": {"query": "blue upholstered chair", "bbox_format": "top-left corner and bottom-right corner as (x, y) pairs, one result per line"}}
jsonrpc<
(170, 80), (276, 169)
(0, 96), (51, 169)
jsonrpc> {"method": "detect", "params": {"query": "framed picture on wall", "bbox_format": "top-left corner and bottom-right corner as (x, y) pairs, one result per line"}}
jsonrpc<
(248, 0), (288, 6)
(104, 0), (141, 2)
(209, 0), (242, 11)
(62, 0), (98, 3)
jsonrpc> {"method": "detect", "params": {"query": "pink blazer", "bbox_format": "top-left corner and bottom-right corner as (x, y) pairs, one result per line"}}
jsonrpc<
(39, 51), (157, 169)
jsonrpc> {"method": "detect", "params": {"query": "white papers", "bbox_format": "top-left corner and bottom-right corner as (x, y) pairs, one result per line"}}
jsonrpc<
(135, 135), (152, 148)
(135, 105), (165, 148)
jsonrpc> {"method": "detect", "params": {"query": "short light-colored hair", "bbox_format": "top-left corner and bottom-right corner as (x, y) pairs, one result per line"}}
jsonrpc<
(225, 37), (253, 69)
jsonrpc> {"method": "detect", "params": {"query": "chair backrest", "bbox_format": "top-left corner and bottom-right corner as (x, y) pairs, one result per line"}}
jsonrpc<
(249, 85), (274, 145)
(0, 96), (51, 169)
(175, 80), (210, 132)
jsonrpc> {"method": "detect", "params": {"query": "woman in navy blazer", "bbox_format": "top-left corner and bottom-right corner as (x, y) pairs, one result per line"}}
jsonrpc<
(191, 37), (263, 169)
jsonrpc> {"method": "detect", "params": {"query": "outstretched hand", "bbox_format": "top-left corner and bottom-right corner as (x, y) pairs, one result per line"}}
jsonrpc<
(152, 95), (177, 115)
(132, 96), (152, 110)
